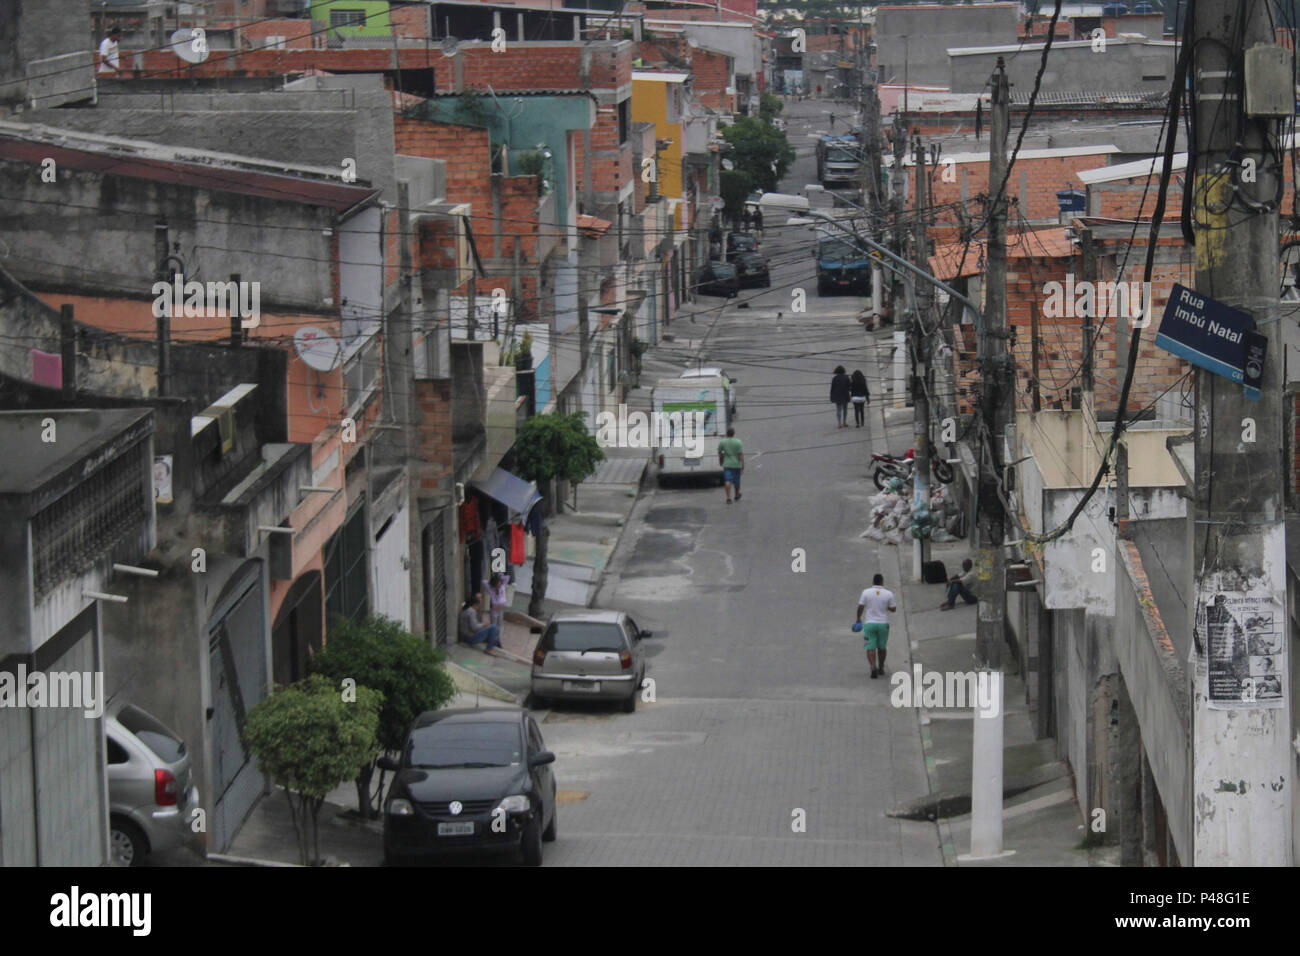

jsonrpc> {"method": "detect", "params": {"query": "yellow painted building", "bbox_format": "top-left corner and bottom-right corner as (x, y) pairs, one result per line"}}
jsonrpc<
(631, 71), (689, 230)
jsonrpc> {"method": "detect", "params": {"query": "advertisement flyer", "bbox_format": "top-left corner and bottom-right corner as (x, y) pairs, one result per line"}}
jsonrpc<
(1200, 592), (1285, 709)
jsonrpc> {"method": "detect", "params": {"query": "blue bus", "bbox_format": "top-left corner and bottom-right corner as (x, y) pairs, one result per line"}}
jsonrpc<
(814, 232), (872, 296)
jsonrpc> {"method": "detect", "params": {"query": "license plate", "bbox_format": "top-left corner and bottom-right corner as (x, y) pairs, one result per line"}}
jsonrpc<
(683, 458), (701, 467)
(438, 822), (474, 836)
(562, 680), (600, 692)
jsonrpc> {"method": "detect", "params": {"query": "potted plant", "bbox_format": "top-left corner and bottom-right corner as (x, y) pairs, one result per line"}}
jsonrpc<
(515, 329), (534, 371)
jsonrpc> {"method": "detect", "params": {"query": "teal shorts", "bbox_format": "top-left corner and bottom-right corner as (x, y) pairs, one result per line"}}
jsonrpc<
(862, 623), (889, 650)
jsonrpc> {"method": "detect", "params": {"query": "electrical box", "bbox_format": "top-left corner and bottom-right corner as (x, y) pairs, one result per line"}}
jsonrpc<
(1244, 44), (1294, 118)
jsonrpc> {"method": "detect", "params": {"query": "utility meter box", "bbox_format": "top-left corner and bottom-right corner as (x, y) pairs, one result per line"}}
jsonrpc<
(1244, 44), (1294, 118)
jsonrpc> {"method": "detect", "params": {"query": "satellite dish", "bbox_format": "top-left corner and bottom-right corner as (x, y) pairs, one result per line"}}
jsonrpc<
(293, 327), (342, 372)
(170, 28), (210, 65)
(440, 36), (460, 56)
(722, 158), (734, 171)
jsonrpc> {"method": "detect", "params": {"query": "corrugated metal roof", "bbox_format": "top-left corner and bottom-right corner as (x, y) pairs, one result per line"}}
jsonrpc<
(0, 134), (377, 212)
(633, 71), (692, 83)
(1011, 89), (1170, 107)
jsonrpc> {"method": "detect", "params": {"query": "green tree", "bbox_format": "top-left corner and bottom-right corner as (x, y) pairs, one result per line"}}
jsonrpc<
(720, 168), (755, 223)
(720, 115), (796, 193)
(243, 674), (381, 865)
(311, 615), (457, 819)
(759, 92), (784, 124)
(513, 412), (605, 617)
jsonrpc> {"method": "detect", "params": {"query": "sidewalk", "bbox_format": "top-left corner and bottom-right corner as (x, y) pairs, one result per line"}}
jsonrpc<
(866, 329), (1103, 866)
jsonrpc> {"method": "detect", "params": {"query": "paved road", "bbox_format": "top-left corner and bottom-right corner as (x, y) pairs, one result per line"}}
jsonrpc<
(537, 98), (942, 866)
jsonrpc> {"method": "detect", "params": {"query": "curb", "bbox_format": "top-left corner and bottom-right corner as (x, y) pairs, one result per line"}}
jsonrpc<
(444, 657), (520, 704)
(206, 852), (300, 868)
(884, 485), (958, 866)
(589, 462), (651, 608)
(885, 761), (1072, 823)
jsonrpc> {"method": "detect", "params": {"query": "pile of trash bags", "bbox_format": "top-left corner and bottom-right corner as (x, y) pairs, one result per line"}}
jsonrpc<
(863, 481), (962, 546)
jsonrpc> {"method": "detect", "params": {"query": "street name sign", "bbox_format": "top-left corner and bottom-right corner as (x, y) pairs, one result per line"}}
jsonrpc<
(1154, 284), (1267, 401)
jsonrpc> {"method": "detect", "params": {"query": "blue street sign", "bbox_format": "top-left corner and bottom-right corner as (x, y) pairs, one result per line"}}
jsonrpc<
(1154, 284), (1266, 401)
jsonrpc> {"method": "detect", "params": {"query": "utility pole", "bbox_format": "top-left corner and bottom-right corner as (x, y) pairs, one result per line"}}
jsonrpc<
(967, 55), (1011, 862)
(154, 220), (172, 398)
(1188, 0), (1291, 865)
(862, 50), (884, 321)
(889, 110), (907, 304)
(911, 131), (932, 580)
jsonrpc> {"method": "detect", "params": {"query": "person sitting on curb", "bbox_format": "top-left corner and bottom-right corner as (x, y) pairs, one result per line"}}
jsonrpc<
(940, 558), (978, 610)
(459, 595), (502, 653)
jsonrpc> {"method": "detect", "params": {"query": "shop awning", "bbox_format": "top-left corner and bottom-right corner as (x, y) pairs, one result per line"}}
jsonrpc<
(472, 467), (541, 517)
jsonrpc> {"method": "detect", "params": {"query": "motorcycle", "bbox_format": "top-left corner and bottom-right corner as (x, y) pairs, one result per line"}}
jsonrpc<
(871, 443), (955, 491)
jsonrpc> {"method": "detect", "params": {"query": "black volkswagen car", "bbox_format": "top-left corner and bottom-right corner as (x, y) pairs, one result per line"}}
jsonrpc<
(379, 707), (557, 866)
(733, 251), (771, 289)
(695, 260), (740, 298)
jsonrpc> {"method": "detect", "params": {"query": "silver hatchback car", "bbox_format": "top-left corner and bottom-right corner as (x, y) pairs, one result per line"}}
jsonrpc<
(105, 699), (200, 866)
(530, 610), (650, 712)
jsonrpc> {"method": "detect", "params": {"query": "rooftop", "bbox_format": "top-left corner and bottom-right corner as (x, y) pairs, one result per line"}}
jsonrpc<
(0, 409), (153, 499)
(0, 123), (379, 212)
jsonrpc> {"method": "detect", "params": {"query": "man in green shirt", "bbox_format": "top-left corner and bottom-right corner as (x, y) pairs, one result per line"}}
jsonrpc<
(717, 427), (745, 504)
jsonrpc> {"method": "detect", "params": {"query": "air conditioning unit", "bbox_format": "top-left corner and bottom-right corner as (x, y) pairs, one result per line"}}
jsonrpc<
(454, 482), (466, 506)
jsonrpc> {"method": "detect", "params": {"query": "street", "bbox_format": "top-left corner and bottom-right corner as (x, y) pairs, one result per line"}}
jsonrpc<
(534, 98), (941, 866)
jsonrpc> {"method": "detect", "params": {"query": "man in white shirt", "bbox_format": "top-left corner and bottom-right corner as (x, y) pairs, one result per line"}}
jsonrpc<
(855, 573), (897, 679)
(98, 28), (122, 75)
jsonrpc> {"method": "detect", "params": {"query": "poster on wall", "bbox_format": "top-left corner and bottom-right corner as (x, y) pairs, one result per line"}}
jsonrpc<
(154, 455), (173, 505)
(1200, 592), (1285, 709)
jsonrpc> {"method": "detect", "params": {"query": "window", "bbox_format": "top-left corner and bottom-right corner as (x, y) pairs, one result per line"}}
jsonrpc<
(330, 9), (366, 28)
(542, 621), (627, 652)
(618, 99), (630, 144)
(117, 705), (187, 762)
(344, 333), (380, 413)
(607, 343), (617, 391)
(107, 738), (130, 765)
(408, 722), (523, 769)
(324, 505), (369, 625)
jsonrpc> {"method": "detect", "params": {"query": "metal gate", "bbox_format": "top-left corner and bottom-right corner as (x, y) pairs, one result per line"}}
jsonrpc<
(430, 515), (448, 645)
(207, 563), (267, 852)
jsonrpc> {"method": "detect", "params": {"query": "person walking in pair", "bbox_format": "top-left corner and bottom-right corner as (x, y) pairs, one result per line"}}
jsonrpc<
(830, 366), (852, 428)
(849, 369), (870, 427)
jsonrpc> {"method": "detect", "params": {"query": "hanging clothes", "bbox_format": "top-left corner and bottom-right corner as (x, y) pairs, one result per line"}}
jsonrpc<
(510, 523), (526, 564)
(459, 498), (480, 542)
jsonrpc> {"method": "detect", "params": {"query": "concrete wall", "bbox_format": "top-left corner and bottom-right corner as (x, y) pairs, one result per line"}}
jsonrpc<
(949, 39), (1178, 94)
(28, 76), (398, 200)
(1128, 516), (1192, 662)
(0, 156), (338, 311)
(876, 3), (1019, 86)
(0, 0), (95, 108)
(1114, 539), (1193, 863)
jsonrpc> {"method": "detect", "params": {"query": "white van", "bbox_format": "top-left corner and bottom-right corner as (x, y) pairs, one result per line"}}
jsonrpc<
(650, 373), (733, 484)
